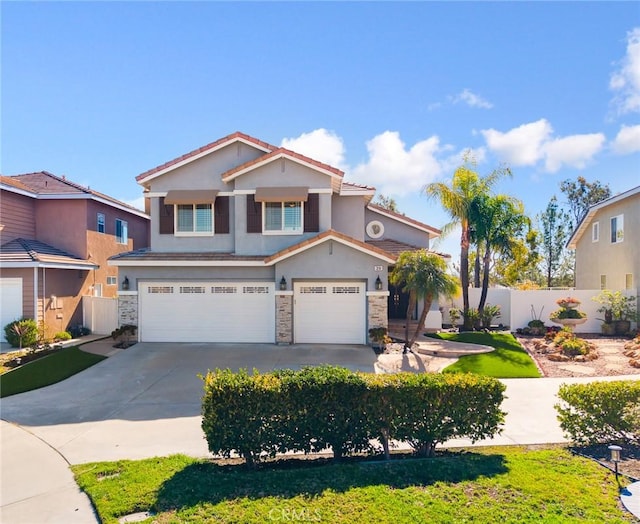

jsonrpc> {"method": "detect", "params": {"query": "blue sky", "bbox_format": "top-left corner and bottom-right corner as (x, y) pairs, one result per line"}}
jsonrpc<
(2, 2), (639, 256)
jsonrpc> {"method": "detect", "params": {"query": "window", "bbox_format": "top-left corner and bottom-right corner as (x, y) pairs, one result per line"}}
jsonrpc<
(591, 221), (599, 242)
(176, 204), (212, 235)
(264, 201), (302, 233)
(97, 213), (105, 234)
(116, 219), (128, 244)
(626, 274), (633, 290)
(600, 275), (607, 290)
(611, 215), (624, 243)
(107, 276), (117, 286)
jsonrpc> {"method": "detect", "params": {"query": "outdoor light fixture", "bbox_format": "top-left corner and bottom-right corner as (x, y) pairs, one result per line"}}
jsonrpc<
(280, 276), (287, 291)
(375, 275), (383, 291)
(608, 445), (622, 486)
(122, 276), (130, 291)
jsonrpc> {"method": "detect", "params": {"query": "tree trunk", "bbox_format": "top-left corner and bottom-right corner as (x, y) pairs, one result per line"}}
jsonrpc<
(409, 296), (432, 349)
(474, 246), (481, 288)
(478, 247), (491, 314)
(404, 292), (417, 350)
(461, 226), (471, 330)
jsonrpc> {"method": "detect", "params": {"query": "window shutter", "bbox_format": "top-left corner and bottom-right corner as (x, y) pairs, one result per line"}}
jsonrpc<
(246, 194), (262, 233)
(159, 197), (174, 234)
(304, 193), (319, 232)
(214, 196), (230, 234)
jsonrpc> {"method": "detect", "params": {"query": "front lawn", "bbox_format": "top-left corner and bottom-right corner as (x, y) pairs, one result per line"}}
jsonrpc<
(429, 332), (541, 378)
(0, 346), (106, 397)
(72, 446), (634, 523)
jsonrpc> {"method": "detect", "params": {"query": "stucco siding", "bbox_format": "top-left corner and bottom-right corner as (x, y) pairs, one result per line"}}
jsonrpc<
(147, 142), (263, 192)
(36, 199), (88, 257)
(232, 159), (332, 191)
(332, 195), (365, 240)
(575, 195), (640, 290)
(0, 190), (36, 243)
(364, 208), (430, 248)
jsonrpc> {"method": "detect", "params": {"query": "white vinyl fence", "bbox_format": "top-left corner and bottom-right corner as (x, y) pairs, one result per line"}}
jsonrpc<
(83, 296), (118, 335)
(440, 288), (638, 333)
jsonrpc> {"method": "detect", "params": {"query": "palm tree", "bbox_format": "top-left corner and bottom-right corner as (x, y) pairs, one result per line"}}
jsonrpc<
(390, 250), (459, 351)
(424, 158), (511, 330)
(471, 194), (527, 316)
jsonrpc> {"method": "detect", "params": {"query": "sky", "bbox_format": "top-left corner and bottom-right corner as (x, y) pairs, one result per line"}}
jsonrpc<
(2, 2), (639, 258)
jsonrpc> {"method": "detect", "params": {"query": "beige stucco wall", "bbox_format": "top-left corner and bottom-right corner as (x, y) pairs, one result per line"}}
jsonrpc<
(575, 195), (640, 291)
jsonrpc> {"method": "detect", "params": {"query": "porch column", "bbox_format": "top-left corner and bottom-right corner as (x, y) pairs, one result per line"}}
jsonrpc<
(275, 291), (293, 344)
(367, 291), (389, 343)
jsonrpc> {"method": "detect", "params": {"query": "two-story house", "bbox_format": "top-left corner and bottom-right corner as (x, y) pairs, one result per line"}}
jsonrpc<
(0, 172), (150, 340)
(567, 184), (639, 292)
(109, 132), (442, 344)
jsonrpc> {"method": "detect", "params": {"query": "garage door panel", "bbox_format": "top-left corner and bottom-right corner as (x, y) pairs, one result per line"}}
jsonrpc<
(294, 282), (365, 344)
(139, 282), (274, 343)
(1, 278), (23, 341)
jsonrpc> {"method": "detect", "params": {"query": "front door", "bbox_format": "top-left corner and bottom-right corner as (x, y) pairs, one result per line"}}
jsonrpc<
(388, 283), (416, 320)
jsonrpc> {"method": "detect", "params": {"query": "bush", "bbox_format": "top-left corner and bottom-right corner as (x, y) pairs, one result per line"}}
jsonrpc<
(201, 367), (506, 466)
(555, 380), (640, 446)
(53, 331), (72, 342)
(4, 319), (39, 349)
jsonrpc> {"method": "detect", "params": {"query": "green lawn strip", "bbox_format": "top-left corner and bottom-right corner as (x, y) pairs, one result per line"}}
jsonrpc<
(71, 447), (633, 524)
(0, 346), (106, 398)
(428, 332), (541, 378)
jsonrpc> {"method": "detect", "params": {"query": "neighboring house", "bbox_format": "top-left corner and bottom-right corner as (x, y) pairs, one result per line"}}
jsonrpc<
(109, 131), (442, 344)
(567, 185), (639, 292)
(0, 172), (150, 340)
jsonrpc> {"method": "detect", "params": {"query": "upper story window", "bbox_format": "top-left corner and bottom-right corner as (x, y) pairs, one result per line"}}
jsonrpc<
(116, 219), (128, 244)
(264, 201), (302, 234)
(97, 213), (105, 234)
(591, 221), (599, 242)
(177, 204), (213, 235)
(610, 214), (624, 243)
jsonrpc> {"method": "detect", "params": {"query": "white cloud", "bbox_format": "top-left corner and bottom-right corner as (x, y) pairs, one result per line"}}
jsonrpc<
(610, 27), (640, 115)
(351, 131), (445, 196)
(481, 119), (553, 166)
(542, 133), (605, 172)
(450, 88), (493, 109)
(280, 129), (347, 170)
(611, 124), (640, 154)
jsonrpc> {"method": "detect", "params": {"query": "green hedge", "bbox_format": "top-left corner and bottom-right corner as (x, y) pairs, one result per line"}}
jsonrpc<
(555, 380), (640, 446)
(201, 366), (506, 466)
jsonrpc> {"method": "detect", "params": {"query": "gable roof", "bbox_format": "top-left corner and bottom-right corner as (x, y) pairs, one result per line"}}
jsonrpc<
(366, 239), (450, 258)
(0, 238), (98, 270)
(367, 203), (441, 237)
(265, 229), (396, 265)
(220, 147), (344, 187)
(136, 131), (277, 184)
(567, 185), (640, 249)
(2, 171), (148, 219)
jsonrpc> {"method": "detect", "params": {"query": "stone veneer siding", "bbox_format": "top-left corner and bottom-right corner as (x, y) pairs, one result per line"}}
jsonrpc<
(367, 293), (388, 343)
(276, 294), (293, 344)
(118, 294), (138, 327)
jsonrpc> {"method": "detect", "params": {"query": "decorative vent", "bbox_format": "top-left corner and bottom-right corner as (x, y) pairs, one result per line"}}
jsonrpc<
(299, 286), (327, 294)
(180, 286), (206, 294)
(366, 220), (384, 239)
(148, 286), (174, 294)
(333, 286), (360, 294)
(243, 286), (270, 294)
(212, 286), (237, 294)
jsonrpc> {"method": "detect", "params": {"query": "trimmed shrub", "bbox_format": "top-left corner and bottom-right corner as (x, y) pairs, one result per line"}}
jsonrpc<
(53, 331), (72, 342)
(4, 319), (39, 349)
(555, 380), (640, 445)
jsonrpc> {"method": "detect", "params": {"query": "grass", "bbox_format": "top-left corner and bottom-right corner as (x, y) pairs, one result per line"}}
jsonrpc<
(71, 446), (635, 523)
(0, 345), (106, 398)
(429, 332), (541, 378)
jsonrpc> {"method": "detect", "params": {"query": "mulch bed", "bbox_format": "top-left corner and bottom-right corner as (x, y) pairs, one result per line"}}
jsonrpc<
(572, 444), (640, 483)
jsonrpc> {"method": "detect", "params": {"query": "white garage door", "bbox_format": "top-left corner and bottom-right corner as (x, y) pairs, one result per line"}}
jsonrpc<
(1, 278), (23, 341)
(294, 281), (366, 344)
(139, 281), (275, 343)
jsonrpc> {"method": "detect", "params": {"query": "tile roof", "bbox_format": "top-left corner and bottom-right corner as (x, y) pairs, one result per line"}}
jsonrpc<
(220, 147), (344, 182)
(136, 131), (278, 182)
(367, 203), (442, 236)
(264, 229), (396, 265)
(340, 181), (376, 192)
(4, 171), (147, 215)
(366, 239), (450, 258)
(109, 248), (266, 263)
(0, 238), (98, 268)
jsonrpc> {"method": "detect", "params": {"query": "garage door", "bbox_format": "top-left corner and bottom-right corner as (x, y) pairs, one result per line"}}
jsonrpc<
(294, 281), (366, 344)
(139, 281), (275, 343)
(1, 278), (23, 341)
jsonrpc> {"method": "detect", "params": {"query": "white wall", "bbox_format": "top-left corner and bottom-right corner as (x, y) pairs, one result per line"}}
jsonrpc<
(83, 296), (118, 335)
